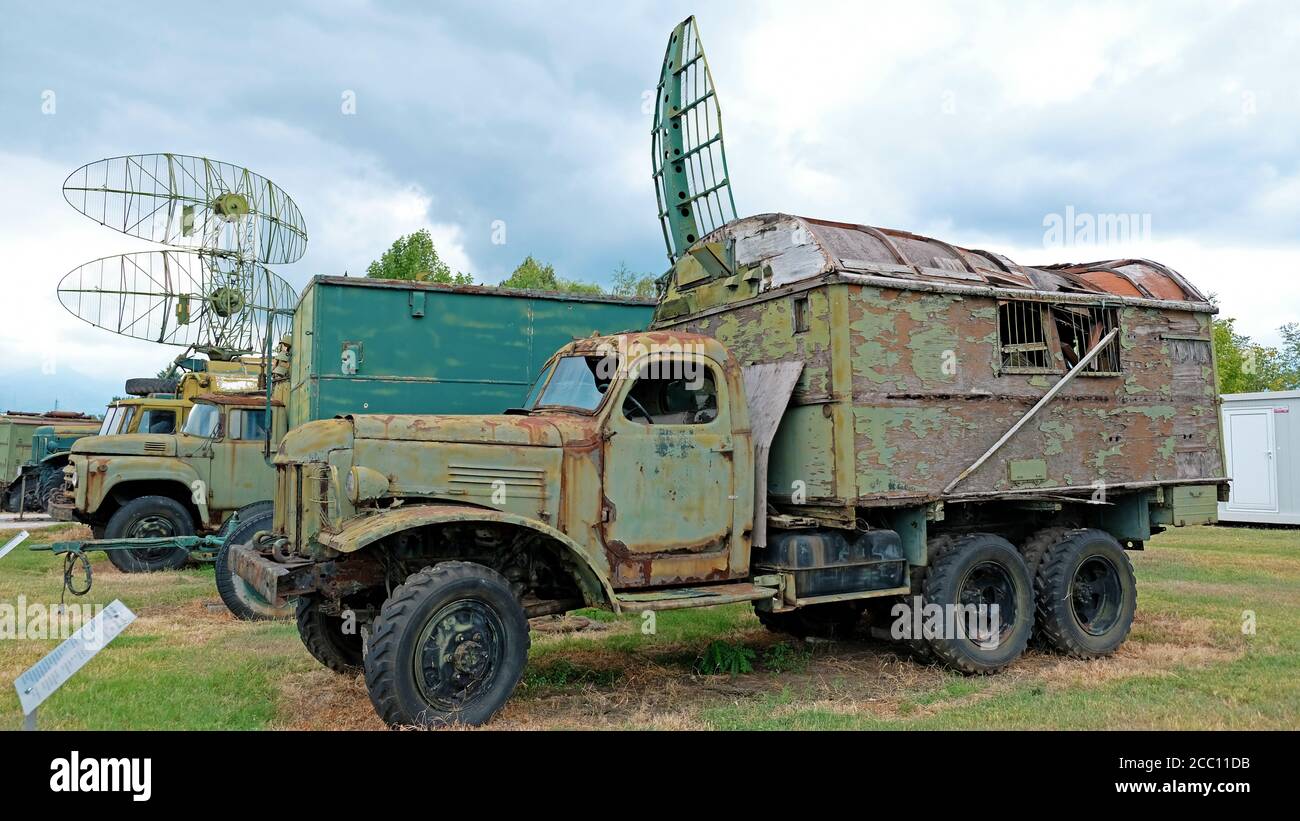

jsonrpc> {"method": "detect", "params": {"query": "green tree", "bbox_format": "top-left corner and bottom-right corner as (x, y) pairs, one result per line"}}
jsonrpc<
(1279, 322), (1300, 379)
(1212, 316), (1299, 394)
(500, 256), (603, 295)
(610, 262), (659, 298)
(366, 229), (473, 284)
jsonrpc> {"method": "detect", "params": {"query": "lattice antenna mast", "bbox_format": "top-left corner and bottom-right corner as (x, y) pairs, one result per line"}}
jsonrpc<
(652, 16), (738, 264)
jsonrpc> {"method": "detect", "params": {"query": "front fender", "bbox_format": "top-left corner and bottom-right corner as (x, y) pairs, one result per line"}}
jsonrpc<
(318, 504), (620, 612)
(83, 456), (209, 524)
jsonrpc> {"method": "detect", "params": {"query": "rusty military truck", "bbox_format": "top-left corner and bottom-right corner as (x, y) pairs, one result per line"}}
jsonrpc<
(230, 213), (1225, 727)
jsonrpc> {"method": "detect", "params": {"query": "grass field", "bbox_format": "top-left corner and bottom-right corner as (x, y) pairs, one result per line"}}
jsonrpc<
(1, 523), (1297, 730)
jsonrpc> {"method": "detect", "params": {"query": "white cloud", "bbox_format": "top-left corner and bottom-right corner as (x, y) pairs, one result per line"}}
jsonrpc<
(1, 0), (1298, 413)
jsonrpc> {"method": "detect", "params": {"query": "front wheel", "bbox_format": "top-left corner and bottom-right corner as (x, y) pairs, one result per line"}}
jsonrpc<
(364, 562), (530, 728)
(103, 495), (193, 572)
(214, 502), (294, 621)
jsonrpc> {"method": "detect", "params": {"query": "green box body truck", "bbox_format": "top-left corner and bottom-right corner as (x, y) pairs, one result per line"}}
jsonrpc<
(0, 412), (100, 513)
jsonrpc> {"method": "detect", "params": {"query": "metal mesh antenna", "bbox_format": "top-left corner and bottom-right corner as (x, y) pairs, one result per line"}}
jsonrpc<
(57, 153), (304, 358)
(58, 251), (295, 352)
(63, 153), (307, 264)
(652, 16), (737, 264)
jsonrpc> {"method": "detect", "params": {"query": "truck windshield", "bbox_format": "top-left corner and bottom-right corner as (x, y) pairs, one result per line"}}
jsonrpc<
(533, 356), (614, 412)
(182, 404), (220, 437)
(98, 406), (120, 435)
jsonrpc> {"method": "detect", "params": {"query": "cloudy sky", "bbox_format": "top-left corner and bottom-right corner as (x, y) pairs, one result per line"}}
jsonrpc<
(1, 0), (1297, 413)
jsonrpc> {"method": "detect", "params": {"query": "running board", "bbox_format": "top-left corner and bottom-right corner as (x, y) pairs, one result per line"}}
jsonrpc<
(616, 583), (779, 613)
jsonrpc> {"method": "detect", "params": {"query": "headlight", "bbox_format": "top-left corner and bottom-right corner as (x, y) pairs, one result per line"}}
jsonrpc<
(64, 465), (77, 489)
(346, 466), (390, 503)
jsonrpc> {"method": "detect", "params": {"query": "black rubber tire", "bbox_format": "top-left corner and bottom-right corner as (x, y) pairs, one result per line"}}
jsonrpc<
(1035, 528), (1137, 658)
(891, 534), (959, 664)
(214, 502), (294, 621)
(1, 483), (19, 514)
(124, 377), (178, 397)
(103, 495), (193, 572)
(922, 533), (1034, 674)
(296, 596), (365, 673)
(754, 601), (863, 639)
(1019, 526), (1073, 646)
(365, 562), (530, 728)
(38, 465), (65, 514)
(1020, 526), (1073, 580)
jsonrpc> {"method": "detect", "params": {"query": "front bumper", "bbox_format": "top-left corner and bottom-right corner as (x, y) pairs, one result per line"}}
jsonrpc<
(229, 544), (310, 607)
(230, 540), (386, 606)
(47, 496), (78, 522)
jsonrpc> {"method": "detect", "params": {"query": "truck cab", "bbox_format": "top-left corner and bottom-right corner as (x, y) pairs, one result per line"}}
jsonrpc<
(232, 330), (781, 725)
(60, 392), (284, 572)
(95, 397), (188, 437)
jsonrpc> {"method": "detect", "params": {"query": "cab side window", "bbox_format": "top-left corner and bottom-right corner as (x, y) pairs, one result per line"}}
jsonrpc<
(230, 409), (269, 440)
(622, 359), (719, 425)
(139, 410), (176, 434)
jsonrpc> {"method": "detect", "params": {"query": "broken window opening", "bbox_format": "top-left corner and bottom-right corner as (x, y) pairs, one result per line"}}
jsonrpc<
(1052, 305), (1121, 374)
(792, 295), (810, 334)
(622, 359), (719, 425)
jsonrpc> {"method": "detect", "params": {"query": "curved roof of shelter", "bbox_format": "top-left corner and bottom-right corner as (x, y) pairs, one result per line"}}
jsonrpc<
(708, 214), (1208, 305)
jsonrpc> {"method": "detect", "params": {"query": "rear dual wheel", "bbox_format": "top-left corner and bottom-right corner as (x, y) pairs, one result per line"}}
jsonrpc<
(1033, 529), (1136, 658)
(921, 533), (1035, 674)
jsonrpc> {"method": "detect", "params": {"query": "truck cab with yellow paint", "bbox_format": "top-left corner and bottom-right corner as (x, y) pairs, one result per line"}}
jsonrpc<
(62, 392), (284, 573)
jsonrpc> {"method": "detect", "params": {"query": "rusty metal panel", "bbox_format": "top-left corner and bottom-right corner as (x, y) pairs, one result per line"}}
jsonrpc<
(741, 361), (803, 548)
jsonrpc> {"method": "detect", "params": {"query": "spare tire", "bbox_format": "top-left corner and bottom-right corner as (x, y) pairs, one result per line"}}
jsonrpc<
(124, 377), (178, 397)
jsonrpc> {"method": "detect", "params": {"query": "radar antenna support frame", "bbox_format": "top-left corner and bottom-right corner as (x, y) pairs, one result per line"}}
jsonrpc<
(652, 16), (738, 264)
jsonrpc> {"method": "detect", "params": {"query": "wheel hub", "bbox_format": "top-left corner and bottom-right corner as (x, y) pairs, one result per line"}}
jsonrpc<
(452, 638), (488, 676)
(130, 515), (175, 539)
(414, 600), (504, 711)
(1070, 555), (1122, 636)
(957, 561), (1018, 646)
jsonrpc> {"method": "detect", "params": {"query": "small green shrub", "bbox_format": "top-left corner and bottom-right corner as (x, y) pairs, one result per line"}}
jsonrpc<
(762, 642), (811, 673)
(694, 640), (756, 675)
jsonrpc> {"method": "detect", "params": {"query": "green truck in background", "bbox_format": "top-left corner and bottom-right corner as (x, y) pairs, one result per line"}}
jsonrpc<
(5, 367), (248, 515)
(4, 420), (100, 514)
(0, 411), (100, 513)
(54, 275), (654, 618)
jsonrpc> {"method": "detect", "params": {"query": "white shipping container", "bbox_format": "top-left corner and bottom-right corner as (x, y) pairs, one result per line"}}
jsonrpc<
(1218, 390), (1300, 525)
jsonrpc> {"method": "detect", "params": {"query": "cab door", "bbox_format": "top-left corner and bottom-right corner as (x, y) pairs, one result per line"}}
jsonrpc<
(599, 351), (738, 587)
(207, 407), (275, 518)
